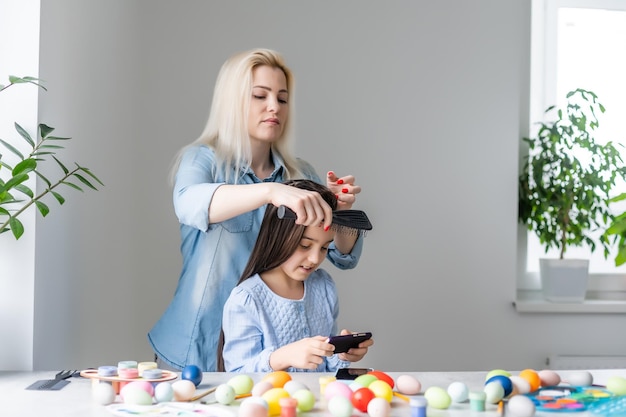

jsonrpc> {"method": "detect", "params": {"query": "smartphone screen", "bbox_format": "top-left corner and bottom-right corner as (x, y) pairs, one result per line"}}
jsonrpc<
(335, 367), (372, 380)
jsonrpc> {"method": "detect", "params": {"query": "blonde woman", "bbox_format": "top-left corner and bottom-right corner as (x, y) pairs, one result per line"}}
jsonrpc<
(148, 48), (364, 371)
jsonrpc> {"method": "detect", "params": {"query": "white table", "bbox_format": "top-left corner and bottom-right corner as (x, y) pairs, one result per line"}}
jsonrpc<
(1, 369), (624, 417)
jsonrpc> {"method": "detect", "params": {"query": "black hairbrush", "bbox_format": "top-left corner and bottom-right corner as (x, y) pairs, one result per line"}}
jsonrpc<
(277, 206), (372, 236)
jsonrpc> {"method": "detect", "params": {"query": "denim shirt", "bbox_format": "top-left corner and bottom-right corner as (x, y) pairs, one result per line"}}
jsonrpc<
(147, 145), (363, 371)
(222, 270), (350, 373)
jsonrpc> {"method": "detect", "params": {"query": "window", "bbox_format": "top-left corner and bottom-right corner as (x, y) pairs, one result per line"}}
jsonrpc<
(525, 0), (626, 290)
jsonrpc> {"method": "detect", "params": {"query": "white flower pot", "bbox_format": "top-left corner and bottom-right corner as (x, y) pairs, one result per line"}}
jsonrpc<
(539, 258), (590, 303)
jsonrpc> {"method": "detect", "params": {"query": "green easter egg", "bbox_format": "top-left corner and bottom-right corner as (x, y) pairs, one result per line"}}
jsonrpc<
(485, 369), (511, 381)
(292, 389), (316, 412)
(424, 386), (452, 409)
(606, 376), (626, 396)
(354, 374), (378, 387)
(228, 374), (254, 395)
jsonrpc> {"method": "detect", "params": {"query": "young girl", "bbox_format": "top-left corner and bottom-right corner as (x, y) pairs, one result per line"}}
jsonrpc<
(219, 179), (373, 373)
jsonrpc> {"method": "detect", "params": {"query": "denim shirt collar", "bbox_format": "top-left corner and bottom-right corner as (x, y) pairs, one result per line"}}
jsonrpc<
(240, 149), (286, 182)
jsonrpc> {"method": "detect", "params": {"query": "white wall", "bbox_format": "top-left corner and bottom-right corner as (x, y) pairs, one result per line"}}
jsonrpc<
(2, 0), (625, 372)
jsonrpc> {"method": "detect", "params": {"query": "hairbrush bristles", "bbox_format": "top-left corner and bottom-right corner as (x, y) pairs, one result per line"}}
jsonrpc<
(277, 206), (372, 237)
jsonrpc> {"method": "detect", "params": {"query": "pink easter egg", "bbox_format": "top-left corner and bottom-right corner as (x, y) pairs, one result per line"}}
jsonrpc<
(324, 380), (354, 402)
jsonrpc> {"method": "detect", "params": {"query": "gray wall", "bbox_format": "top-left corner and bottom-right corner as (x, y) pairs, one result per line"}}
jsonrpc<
(24, 0), (626, 371)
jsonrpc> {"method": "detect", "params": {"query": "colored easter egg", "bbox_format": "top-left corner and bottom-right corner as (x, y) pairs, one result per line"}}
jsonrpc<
(252, 380), (275, 397)
(122, 385), (153, 405)
(181, 365), (203, 387)
(154, 382), (174, 403)
(261, 387), (290, 416)
(486, 369), (511, 381)
(484, 381), (505, 404)
(367, 397), (391, 417)
(367, 370), (395, 389)
(567, 370), (593, 387)
(215, 383), (236, 405)
(328, 395), (354, 417)
(606, 376), (626, 395)
(92, 382), (116, 405)
(352, 387), (376, 412)
(324, 380), (354, 401)
(283, 380), (308, 396)
(424, 386), (452, 409)
(519, 369), (541, 392)
(396, 375), (421, 395)
(447, 381), (469, 403)
(354, 374), (378, 387)
(368, 380), (393, 403)
(538, 369), (561, 387)
(239, 400), (270, 417)
(292, 389), (316, 412)
(172, 379), (196, 401)
(121, 380), (154, 399)
(507, 394), (536, 417)
(228, 374), (254, 395)
(262, 371), (292, 388)
(509, 375), (531, 395)
(486, 375), (513, 397)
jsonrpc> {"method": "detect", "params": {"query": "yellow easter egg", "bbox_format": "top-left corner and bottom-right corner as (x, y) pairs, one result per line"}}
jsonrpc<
(368, 380), (393, 402)
(261, 387), (290, 416)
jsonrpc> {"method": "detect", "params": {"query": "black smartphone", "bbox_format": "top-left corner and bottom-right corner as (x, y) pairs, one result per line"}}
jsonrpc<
(327, 332), (372, 353)
(335, 367), (373, 380)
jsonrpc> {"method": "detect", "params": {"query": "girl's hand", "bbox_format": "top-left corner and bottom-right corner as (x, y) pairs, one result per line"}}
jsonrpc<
(327, 171), (362, 211)
(336, 329), (374, 363)
(269, 336), (334, 371)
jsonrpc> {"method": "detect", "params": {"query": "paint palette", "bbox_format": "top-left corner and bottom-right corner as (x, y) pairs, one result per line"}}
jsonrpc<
(588, 396), (626, 417)
(80, 369), (178, 394)
(526, 386), (613, 412)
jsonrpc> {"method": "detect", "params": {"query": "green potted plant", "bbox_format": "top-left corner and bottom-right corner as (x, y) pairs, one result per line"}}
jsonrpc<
(604, 193), (626, 267)
(0, 75), (103, 240)
(518, 88), (626, 302)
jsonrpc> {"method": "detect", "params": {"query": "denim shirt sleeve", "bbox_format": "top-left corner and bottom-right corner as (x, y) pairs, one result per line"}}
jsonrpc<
(173, 146), (224, 232)
(298, 158), (364, 270)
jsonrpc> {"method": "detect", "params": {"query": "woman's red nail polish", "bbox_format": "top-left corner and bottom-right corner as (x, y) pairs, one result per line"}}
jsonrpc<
(324, 226), (330, 231)
(327, 171), (334, 177)
(342, 188), (348, 193)
(337, 179), (344, 185)
(335, 194), (339, 199)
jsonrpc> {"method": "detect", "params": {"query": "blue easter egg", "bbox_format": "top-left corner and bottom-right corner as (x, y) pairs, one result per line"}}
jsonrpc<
(181, 364), (203, 387)
(485, 375), (513, 397)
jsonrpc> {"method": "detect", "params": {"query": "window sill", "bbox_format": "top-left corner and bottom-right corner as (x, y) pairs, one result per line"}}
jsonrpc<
(514, 290), (626, 313)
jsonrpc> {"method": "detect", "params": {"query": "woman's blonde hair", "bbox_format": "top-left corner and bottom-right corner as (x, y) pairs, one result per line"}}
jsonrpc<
(170, 48), (302, 183)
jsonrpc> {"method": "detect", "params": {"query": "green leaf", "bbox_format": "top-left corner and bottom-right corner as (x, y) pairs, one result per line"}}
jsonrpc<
(46, 136), (70, 141)
(79, 167), (104, 186)
(39, 124), (55, 139)
(0, 173), (29, 194)
(12, 158), (37, 176)
(0, 138), (25, 160)
(52, 191), (65, 205)
(14, 122), (35, 147)
(62, 181), (83, 192)
(9, 217), (24, 239)
(52, 155), (69, 174)
(73, 173), (98, 190)
(35, 201), (50, 217)
(14, 184), (34, 198)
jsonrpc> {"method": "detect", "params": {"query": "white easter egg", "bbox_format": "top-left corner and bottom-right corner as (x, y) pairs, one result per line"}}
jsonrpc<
(396, 375), (422, 395)
(508, 394), (536, 417)
(92, 382), (116, 405)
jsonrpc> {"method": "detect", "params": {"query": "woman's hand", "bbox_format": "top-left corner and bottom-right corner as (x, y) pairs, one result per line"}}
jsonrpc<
(268, 183), (333, 231)
(269, 336), (334, 371)
(337, 329), (374, 363)
(327, 171), (362, 211)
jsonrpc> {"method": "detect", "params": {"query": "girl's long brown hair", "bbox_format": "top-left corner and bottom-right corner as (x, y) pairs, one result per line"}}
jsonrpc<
(216, 179), (337, 371)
